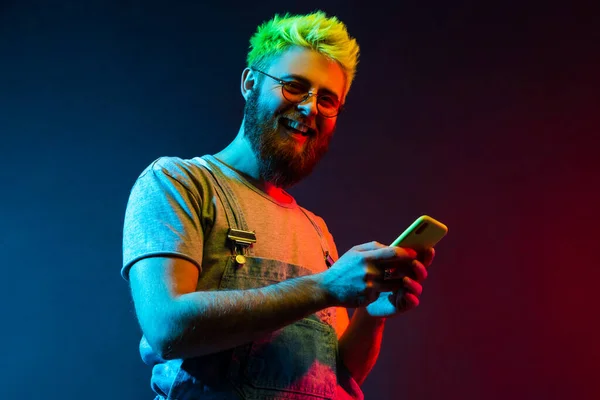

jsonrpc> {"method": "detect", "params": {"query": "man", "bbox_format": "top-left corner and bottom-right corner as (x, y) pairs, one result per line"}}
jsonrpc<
(122, 11), (434, 400)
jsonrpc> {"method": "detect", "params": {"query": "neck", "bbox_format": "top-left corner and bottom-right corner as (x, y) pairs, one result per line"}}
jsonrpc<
(214, 121), (292, 202)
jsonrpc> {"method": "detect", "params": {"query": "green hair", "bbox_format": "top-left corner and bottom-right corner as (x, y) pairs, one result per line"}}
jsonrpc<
(247, 11), (360, 97)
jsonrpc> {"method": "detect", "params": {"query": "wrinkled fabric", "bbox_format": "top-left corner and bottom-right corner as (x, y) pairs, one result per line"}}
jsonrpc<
(123, 155), (363, 399)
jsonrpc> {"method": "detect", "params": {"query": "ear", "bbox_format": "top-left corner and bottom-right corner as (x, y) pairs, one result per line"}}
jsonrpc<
(240, 68), (256, 101)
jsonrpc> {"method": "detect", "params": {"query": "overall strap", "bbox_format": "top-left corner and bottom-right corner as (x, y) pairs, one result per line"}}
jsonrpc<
(199, 155), (333, 267)
(298, 207), (336, 268)
(196, 156), (256, 258)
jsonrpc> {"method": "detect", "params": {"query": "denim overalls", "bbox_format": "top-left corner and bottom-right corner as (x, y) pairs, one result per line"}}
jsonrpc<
(142, 156), (363, 400)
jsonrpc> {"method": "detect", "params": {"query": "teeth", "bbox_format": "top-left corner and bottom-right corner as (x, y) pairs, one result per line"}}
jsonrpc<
(286, 119), (309, 133)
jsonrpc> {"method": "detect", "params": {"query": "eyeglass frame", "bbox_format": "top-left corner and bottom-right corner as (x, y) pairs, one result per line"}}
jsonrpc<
(251, 68), (344, 118)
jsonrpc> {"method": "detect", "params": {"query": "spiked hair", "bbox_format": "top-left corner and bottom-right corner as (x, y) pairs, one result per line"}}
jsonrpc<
(247, 11), (360, 97)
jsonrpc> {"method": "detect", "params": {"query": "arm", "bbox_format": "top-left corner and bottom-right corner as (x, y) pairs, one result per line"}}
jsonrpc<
(126, 165), (402, 360)
(337, 247), (434, 385)
(130, 242), (425, 362)
(338, 309), (386, 386)
(124, 164), (344, 359)
(129, 256), (333, 360)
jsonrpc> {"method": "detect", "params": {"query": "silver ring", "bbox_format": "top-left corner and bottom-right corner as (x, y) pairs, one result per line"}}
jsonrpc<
(384, 269), (392, 280)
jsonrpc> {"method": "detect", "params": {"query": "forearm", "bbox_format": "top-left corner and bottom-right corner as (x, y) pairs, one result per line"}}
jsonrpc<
(338, 307), (386, 385)
(153, 274), (331, 359)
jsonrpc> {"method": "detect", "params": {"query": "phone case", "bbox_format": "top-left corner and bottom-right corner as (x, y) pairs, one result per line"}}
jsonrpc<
(390, 215), (448, 251)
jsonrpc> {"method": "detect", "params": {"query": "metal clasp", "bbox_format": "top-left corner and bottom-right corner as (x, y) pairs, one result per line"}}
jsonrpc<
(227, 228), (257, 247)
(228, 229), (256, 267)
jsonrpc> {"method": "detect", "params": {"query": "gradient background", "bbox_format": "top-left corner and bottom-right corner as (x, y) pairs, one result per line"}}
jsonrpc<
(1, 1), (599, 399)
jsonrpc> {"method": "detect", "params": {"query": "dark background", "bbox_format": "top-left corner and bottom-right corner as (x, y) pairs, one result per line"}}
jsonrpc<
(1, 1), (599, 399)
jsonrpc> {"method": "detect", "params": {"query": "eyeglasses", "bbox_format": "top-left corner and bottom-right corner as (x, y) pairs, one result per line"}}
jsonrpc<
(252, 68), (343, 118)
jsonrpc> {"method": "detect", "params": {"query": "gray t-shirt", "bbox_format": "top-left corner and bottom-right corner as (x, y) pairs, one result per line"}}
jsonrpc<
(122, 155), (339, 288)
(122, 155), (360, 398)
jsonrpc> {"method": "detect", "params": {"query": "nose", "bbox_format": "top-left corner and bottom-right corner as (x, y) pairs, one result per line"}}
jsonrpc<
(295, 92), (319, 118)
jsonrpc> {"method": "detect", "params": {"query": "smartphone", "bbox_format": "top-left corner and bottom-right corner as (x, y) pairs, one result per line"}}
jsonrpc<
(390, 215), (448, 251)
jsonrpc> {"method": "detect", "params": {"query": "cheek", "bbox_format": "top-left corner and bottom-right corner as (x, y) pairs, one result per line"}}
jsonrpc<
(264, 89), (290, 114)
(319, 119), (337, 136)
(255, 89), (285, 116)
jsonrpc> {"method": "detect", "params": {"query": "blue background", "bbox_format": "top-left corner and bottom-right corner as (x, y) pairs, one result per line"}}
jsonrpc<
(1, 1), (599, 399)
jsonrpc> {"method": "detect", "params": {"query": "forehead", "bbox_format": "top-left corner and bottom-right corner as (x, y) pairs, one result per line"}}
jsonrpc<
(265, 46), (346, 98)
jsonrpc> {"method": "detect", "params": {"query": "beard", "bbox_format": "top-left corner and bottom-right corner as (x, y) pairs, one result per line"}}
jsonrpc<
(243, 88), (333, 189)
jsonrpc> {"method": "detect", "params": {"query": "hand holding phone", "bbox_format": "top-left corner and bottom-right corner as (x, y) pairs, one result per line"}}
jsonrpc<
(364, 215), (448, 317)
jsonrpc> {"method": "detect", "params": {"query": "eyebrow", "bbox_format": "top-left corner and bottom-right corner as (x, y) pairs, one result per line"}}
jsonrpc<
(279, 73), (341, 100)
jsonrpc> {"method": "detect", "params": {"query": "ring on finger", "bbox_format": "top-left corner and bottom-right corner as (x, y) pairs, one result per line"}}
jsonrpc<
(384, 268), (392, 280)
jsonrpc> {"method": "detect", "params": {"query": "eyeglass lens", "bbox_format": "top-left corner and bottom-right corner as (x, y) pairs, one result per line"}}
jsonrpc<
(281, 83), (339, 117)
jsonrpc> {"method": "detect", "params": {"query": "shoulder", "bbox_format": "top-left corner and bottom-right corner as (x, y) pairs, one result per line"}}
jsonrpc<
(143, 156), (204, 181)
(299, 206), (340, 259)
(300, 206), (324, 224)
(135, 156), (214, 191)
(299, 207), (332, 237)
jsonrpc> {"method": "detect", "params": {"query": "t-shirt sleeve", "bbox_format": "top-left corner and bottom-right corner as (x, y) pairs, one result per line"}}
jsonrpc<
(121, 158), (205, 281)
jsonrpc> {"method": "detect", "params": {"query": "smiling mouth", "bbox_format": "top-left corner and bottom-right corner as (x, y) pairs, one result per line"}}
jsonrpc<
(280, 117), (316, 136)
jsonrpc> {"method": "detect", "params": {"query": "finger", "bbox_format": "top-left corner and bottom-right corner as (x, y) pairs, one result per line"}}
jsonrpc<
(352, 241), (386, 252)
(411, 259), (428, 281)
(402, 277), (423, 297)
(372, 279), (405, 293)
(391, 246), (419, 260)
(382, 265), (416, 281)
(384, 262), (425, 281)
(396, 246), (418, 259)
(362, 246), (417, 265)
(402, 292), (420, 309)
(365, 265), (384, 281)
(418, 247), (435, 267)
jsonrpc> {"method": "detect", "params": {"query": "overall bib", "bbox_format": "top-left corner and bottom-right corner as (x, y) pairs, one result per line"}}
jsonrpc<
(146, 156), (363, 400)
